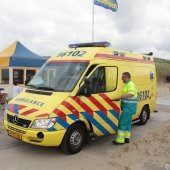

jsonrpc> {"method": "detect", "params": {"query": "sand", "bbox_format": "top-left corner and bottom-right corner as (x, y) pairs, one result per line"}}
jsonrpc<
(157, 82), (170, 97)
(0, 119), (5, 135)
(109, 120), (170, 170)
(0, 82), (169, 170)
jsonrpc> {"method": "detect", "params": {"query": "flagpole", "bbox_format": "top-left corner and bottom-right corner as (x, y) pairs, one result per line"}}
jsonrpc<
(92, 0), (95, 42)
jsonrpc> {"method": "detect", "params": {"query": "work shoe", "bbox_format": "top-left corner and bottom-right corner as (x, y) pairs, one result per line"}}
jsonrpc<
(125, 138), (130, 143)
(112, 140), (125, 145)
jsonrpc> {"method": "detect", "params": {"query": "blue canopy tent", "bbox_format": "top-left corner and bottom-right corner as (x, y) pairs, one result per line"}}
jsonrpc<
(0, 41), (46, 67)
(0, 41), (47, 97)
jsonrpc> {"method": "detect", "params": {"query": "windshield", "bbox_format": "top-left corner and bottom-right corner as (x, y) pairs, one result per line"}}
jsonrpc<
(28, 62), (88, 92)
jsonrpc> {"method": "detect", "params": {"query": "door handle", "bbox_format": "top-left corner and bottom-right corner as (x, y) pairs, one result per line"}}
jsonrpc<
(112, 99), (120, 101)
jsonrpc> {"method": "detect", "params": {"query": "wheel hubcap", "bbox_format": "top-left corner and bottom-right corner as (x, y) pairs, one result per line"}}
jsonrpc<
(70, 130), (82, 149)
(142, 110), (148, 122)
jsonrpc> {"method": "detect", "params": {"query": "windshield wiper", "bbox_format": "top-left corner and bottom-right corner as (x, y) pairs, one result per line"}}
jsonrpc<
(37, 86), (56, 91)
(27, 84), (37, 89)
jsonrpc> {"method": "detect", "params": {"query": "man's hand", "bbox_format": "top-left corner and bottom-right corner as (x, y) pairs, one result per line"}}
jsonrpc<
(112, 97), (121, 101)
(122, 93), (134, 99)
(113, 93), (134, 101)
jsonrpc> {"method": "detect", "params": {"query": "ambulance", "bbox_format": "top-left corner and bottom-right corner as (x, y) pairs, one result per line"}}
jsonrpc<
(4, 42), (157, 154)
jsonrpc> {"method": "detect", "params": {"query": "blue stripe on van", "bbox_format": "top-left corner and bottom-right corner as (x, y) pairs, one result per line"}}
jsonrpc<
(48, 127), (57, 131)
(95, 111), (118, 131)
(68, 114), (79, 121)
(57, 117), (70, 129)
(81, 112), (110, 135)
(14, 104), (19, 114)
(109, 110), (120, 120)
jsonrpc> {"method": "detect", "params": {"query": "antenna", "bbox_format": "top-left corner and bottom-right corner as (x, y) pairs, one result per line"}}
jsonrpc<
(76, 32), (79, 45)
(71, 33), (79, 49)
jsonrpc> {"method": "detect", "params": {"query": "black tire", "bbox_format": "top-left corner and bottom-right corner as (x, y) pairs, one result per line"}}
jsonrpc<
(61, 123), (86, 154)
(138, 106), (150, 125)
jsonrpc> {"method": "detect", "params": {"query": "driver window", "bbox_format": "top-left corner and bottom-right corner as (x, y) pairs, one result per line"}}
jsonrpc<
(89, 66), (118, 94)
(89, 67), (105, 94)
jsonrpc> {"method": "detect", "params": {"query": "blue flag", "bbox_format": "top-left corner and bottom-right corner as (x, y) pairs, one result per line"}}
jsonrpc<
(94, 0), (118, 12)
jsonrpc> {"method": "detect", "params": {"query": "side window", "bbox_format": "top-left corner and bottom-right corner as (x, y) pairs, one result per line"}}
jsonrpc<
(13, 69), (24, 84)
(1, 69), (9, 84)
(105, 67), (118, 91)
(89, 67), (105, 94)
(85, 65), (97, 77)
(88, 66), (118, 94)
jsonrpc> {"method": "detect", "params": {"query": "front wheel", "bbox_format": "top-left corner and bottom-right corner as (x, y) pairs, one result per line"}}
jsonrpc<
(138, 106), (150, 125)
(61, 123), (86, 154)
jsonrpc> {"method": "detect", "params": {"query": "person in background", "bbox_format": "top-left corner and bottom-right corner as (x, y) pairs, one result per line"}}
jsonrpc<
(12, 81), (21, 98)
(25, 74), (31, 86)
(112, 72), (138, 144)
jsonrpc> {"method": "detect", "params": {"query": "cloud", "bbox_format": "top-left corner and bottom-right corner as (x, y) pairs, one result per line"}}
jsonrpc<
(0, 0), (170, 59)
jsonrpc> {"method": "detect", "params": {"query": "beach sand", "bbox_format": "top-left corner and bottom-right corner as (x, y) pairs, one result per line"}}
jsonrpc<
(0, 82), (169, 170)
(109, 120), (170, 170)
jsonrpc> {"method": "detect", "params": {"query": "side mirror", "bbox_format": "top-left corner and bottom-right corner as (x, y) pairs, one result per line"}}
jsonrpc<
(83, 78), (91, 97)
(77, 78), (91, 97)
(84, 78), (90, 84)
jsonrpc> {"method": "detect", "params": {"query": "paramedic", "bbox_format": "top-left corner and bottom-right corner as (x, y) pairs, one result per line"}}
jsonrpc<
(113, 72), (138, 144)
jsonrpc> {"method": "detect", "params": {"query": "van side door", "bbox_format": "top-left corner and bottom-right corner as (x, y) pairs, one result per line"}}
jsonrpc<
(76, 65), (121, 137)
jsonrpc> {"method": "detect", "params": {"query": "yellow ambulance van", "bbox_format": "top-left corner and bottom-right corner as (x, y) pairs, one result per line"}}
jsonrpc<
(4, 42), (157, 154)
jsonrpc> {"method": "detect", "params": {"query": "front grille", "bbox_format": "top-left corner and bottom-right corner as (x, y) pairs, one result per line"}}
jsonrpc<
(7, 125), (27, 134)
(7, 114), (31, 128)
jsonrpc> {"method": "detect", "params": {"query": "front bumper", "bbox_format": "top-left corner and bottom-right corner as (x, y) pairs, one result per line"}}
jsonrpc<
(4, 119), (66, 147)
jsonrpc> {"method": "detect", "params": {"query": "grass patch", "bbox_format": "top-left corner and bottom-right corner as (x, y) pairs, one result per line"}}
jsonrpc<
(154, 58), (170, 82)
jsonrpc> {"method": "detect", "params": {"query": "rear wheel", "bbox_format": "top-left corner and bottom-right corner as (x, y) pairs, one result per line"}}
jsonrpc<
(61, 123), (86, 154)
(138, 106), (150, 125)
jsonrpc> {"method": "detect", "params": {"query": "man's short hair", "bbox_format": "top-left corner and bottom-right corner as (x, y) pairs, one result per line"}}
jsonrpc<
(14, 81), (18, 86)
(122, 72), (131, 79)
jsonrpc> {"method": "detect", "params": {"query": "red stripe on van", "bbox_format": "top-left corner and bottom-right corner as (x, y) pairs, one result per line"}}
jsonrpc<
(18, 105), (27, 110)
(95, 54), (154, 64)
(70, 96), (93, 116)
(20, 108), (38, 116)
(88, 96), (107, 115)
(61, 101), (80, 118)
(36, 113), (50, 117)
(99, 94), (120, 114)
(49, 60), (90, 63)
(10, 104), (15, 113)
(53, 108), (67, 121)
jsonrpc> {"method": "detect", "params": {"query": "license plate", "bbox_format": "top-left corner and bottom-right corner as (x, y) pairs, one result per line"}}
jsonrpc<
(8, 131), (22, 140)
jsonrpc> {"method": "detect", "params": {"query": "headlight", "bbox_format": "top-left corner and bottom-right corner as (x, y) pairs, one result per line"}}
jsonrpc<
(31, 118), (57, 129)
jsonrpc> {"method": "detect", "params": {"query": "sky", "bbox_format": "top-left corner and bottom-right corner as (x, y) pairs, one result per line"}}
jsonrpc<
(0, 0), (170, 59)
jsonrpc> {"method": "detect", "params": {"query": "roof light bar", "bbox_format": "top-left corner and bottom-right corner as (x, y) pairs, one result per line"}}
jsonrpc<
(69, 41), (111, 48)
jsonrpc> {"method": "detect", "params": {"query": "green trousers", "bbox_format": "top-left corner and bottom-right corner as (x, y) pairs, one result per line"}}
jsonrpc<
(116, 102), (137, 143)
